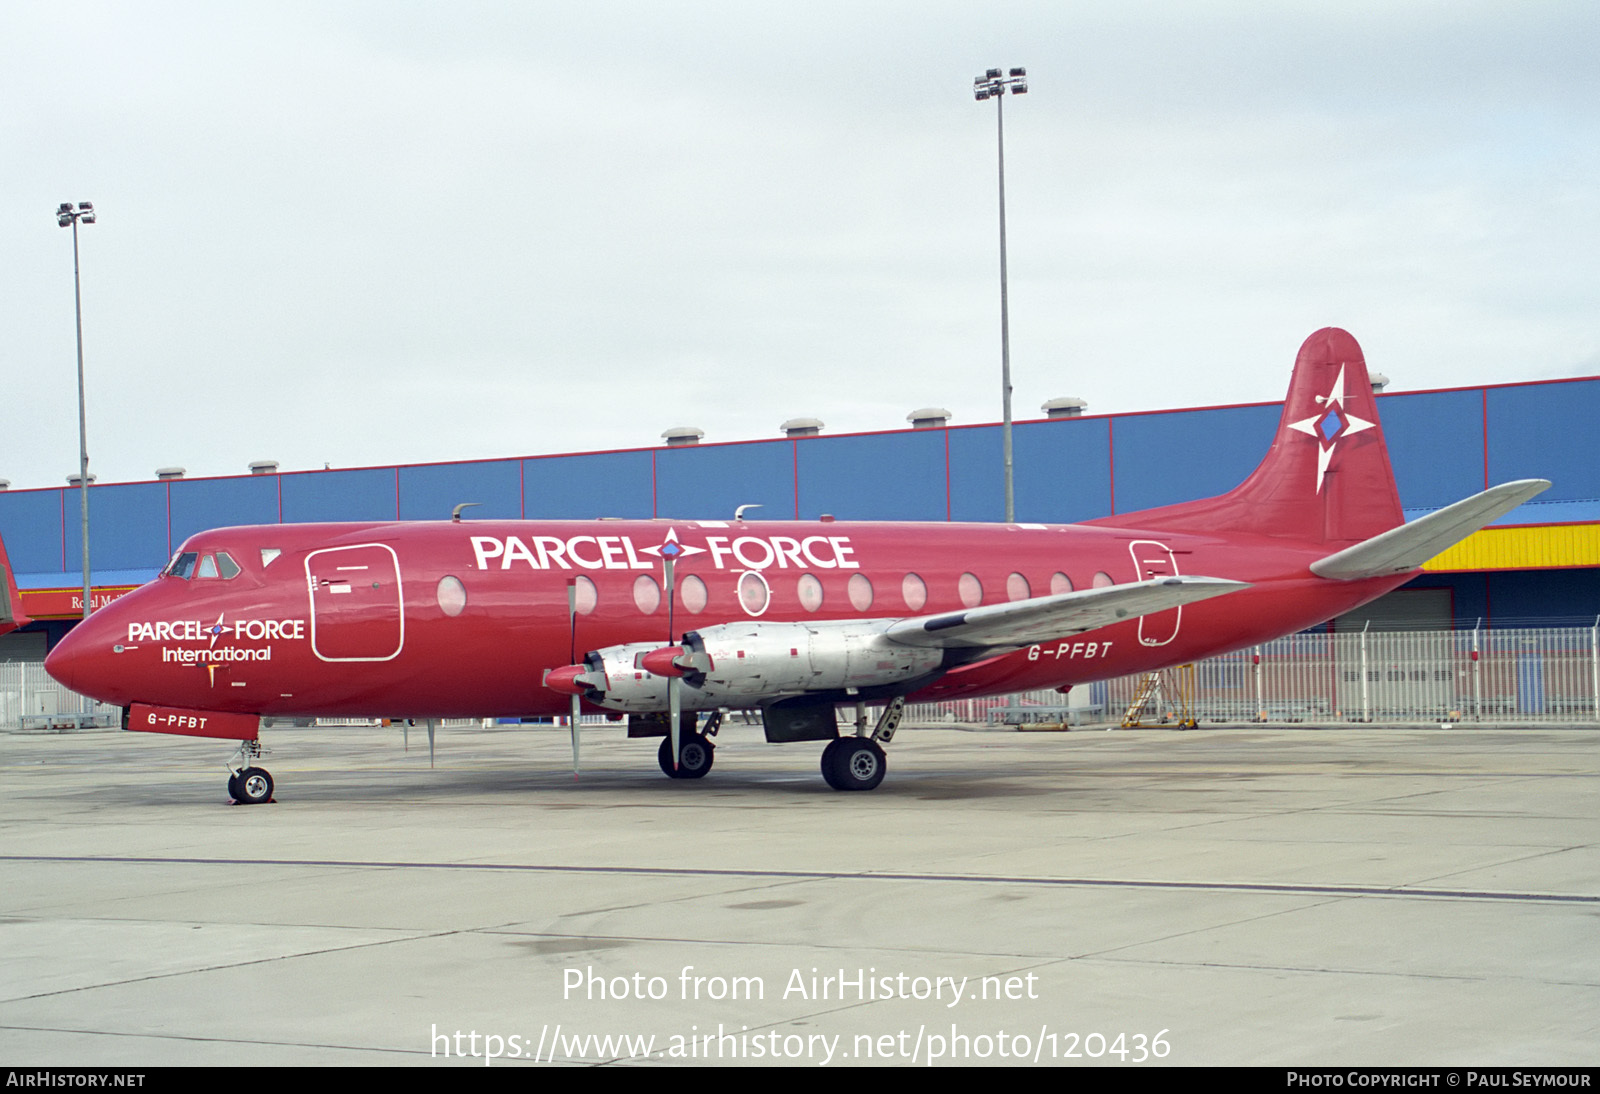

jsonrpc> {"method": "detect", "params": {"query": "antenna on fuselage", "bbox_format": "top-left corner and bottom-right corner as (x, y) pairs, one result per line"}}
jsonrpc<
(734, 504), (763, 521)
(451, 502), (481, 523)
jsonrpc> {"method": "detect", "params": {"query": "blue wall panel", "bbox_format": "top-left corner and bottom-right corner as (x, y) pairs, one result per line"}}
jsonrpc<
(523, 451), (654, 519)
(1016, 418), (1114, 524)
(0, 490), (65, 575)
(170, 476), (280, 546)
(1487, 380), (1600, 503)
(70, 483), (169, 572)
(280, 468), (397, 524)
(399, 460), (521, 521)
(796, 432), (946, 521)
(656, 441), (796, 522)
(1378, 390), (1485, 511)
(948, 420), (1115, 524)
(1110, 405), (1278, 514)
(1488, 570), (1600, 627)
(948, 426), (1001, 523)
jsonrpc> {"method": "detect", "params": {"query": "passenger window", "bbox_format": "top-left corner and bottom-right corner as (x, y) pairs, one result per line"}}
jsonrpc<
(902, 573), (927, 611)
(958, 572), (983, 608)
(633, 575), (661, 614)
(847, 573), (873, 611)
(797, 574), (823, 612)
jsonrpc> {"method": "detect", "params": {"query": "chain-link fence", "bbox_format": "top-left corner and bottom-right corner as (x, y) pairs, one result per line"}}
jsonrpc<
(7, 626), (1600, 732)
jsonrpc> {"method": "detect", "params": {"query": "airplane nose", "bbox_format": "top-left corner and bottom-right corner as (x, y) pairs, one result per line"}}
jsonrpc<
(44, 629), (82, 691)
(44, 610), (127, 703)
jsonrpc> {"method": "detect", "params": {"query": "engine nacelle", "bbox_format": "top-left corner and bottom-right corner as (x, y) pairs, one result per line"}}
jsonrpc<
(578, 620), (944, 713)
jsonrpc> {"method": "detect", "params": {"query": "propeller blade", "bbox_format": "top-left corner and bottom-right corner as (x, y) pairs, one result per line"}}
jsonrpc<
(570, 693), (582, 779)
(668, 676), (681, 771)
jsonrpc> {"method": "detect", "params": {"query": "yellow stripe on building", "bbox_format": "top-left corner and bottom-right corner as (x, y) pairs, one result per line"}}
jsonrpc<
(1424, 523), (1600, 572)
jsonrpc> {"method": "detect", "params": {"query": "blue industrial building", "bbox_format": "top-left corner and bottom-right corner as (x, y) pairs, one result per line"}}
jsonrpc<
(3, 372), (1597, 657)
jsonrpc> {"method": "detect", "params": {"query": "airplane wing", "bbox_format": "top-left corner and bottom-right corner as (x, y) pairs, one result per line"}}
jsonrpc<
(1310, 479), (1551, 581)
(0, 530), (28, 638)
(883, 576), (1250, 650)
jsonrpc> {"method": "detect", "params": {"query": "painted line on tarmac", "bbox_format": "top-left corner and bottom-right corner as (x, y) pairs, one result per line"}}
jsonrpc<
(4, 854), (1596, 905)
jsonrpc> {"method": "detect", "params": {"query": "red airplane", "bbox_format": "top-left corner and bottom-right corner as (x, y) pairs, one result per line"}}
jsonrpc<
(31, 329), (1546, 801)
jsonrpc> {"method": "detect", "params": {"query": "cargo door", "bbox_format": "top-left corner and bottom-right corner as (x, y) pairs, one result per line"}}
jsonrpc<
(1129, 540), (1182, 647)
(305, 544), (405, 662)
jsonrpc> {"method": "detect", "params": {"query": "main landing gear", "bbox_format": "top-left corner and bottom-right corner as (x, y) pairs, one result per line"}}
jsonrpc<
(820, 696), (905, 792)
(820, 737), (886, 791)
(227, 739), (275, 805)
(658, 711), (720, 780)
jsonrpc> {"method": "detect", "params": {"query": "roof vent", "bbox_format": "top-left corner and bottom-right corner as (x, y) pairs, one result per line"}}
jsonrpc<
(156, 467), (186, 481)
(780, 417), (824, 438)
(661, 427), (704, 447)
(66, 473), (97, 487)
(0, 480), (9, 492)
(906, 407), (952, 429)
(249, 460), (279, 476)
(1369, 372), (1390, 393)
(1041, 397), (1087, 419)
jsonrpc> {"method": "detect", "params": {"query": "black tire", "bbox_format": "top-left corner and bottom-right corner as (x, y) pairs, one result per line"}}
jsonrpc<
(226, 773), (243, 802)
(236, 767), (274, 804)
(826, 738), (886, 791)
(819, 739), (845, 790)
(658, 733), (714, 780)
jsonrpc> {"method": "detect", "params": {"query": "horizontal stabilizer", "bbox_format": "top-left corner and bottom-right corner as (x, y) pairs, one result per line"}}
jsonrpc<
(1310, 479), (1551, 581)
(885, 576), (1250, 650)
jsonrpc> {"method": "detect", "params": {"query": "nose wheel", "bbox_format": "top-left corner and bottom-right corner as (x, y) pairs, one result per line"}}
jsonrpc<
(227, 739), (275, 804)
(229, 767), (275, 804)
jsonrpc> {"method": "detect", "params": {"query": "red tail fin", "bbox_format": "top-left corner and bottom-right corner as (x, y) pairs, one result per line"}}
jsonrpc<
(0, 530), (28, 637)
(1091, 328), (1404, 546)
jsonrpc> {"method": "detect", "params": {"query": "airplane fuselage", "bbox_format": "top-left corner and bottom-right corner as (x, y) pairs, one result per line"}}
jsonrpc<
(49, 516), (1405, 719)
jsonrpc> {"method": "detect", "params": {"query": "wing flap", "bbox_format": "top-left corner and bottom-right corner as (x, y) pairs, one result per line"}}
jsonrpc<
(1310, 479), (1551, 581)
(884, 576), (1250, 650)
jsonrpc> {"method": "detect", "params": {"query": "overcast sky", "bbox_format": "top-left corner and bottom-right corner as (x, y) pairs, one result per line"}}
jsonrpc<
(4, 1), (1597, 489)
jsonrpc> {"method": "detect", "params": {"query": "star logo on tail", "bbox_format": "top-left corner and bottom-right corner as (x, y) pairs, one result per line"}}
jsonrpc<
(1287, 365), (1376, 492)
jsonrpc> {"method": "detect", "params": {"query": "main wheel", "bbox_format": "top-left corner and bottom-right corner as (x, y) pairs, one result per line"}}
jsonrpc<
(825, 738), (886, 791)
(226, 773), (243, 801)
(820, 739), (846, 790)
(658, 733), (714, 780)
(236, 767), (274, 804)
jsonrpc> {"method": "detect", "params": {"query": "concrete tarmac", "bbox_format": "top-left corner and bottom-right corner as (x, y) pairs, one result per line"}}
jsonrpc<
(1, 720), (1596, 1067)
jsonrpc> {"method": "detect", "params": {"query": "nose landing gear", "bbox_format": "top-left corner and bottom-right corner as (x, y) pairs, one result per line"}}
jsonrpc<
(227, 740), (275, 805)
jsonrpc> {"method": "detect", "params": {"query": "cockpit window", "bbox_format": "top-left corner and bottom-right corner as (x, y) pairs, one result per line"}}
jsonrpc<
(216, 552), (241, 579)
(164, 552), (199, 580)
(197, 555), (219, 579)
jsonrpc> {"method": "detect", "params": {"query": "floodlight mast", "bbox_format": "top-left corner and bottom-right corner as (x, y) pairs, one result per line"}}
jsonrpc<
(57, 201), (95, 620)
(973, 67), (1026, 523)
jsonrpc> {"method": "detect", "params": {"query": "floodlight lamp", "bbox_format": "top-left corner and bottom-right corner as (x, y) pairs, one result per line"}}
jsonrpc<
(1013, 83), (1027, 94)
(58, 203), (73, 215)
(78, 202), (93, 212)
(1009, 67), (1026, 77)
(975, 89), (989, 100)
(986, 68), (1001, 79)
(81, 212), (96, 224)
